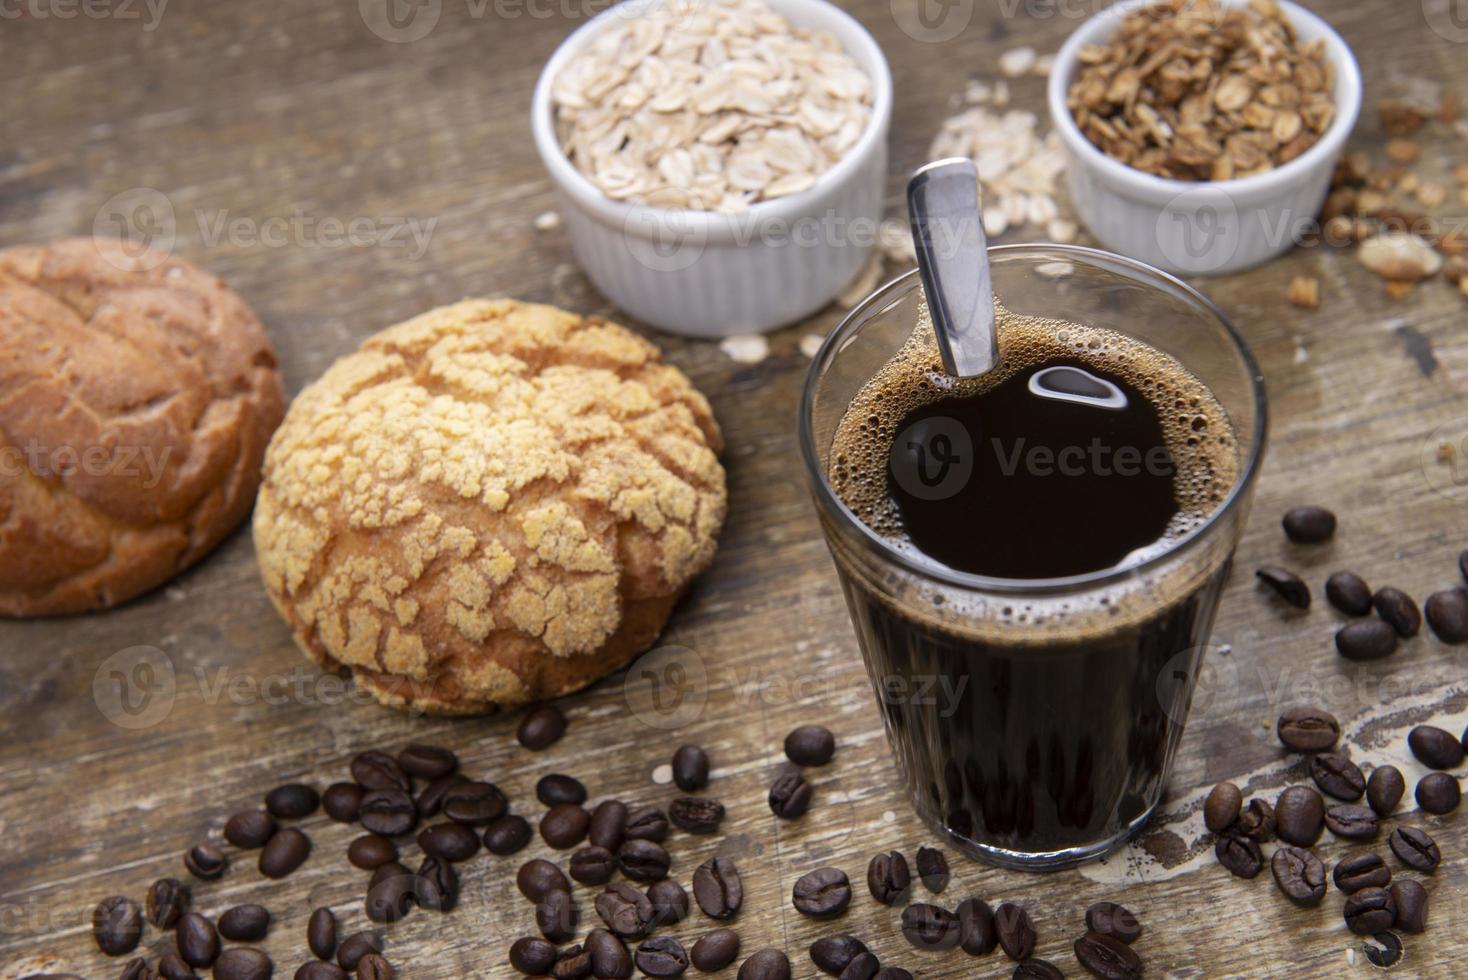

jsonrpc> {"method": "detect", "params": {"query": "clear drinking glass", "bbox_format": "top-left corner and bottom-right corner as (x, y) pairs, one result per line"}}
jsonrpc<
(799, 245), (1267, 869)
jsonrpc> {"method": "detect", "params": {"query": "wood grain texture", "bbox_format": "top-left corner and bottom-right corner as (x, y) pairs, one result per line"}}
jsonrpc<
(2, 0), (1467, 977)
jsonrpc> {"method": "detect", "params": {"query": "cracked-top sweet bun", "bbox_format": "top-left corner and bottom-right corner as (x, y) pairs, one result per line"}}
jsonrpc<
(253, 299), (726, 714)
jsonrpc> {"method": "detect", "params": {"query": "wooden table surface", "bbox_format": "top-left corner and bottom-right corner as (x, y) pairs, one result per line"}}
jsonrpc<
(3, 1), (1468, 977)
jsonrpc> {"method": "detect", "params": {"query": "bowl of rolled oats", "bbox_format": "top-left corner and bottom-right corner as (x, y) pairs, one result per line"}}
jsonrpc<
(532, 0), (891, 335)
(1047, 0), (1360, 276)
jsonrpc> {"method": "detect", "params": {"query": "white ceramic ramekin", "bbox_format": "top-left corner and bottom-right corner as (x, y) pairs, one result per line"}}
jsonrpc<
(531, 0), (892, 337)
(1046, 0), (1361, 276)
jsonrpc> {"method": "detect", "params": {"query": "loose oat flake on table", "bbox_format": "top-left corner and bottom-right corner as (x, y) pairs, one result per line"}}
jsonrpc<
(552, 0), (872, 212)
(1066, 0), (1335, 181)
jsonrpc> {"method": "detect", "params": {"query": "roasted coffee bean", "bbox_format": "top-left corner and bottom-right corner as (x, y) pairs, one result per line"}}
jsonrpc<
(900, 903), (958, 950)
(1084, 902), (1141, 944)
(414, 773), (464, 818)
(1343, 887), (1397, 935)
(355, 953), (393, 980)
(1425, 588), (1468, 643)
(510, 936), (557, 975)
(1311, 754), (1366, 801)
(669, 796), (725, 835)
(994, 903), (1036, 961)
(872, 969), (911, 980)
(93, 896), (143, 956)
(810, 935), (868, 975)
(915, 846), (949, 893)
(176, 912), (220, 968)
(1073, 931), (1142, 980)
(692, 930), (741, 972)
(347, 834), (397, 870)
(1277, 707), (1340, 752)
(336, 932), (384, 972)
(1257, 565), (1310, 608)
(1325, 571), (1373, 616)
(958, 897), (998, 954)
(184, 842), (226, 880)
(145, 878), (189, 929)
(1336, 619), (1398, 660)
(585, 928), (633, 979)
(1415, 772), (1461, 814)
(119, 956), (153, 980)
(1013, 960), (1065, 980)
(1275, 786), (1325, 846)
(1362, 931), (1403, 969)
(219, 905), (271, 942)
(589, 799), (628, 851)
(866, 850), (911, 905)
(442, 781), (506, 827)
(1203, 782), (1241, 832)
(618, 838), (670, 882)
(569, 846), (617, 886)
(596, 883), (655, 940)
(737, 949), (791, 980)
(359, 790), (417, 837)
(838, 952), (880, 980)
(1282, 505), (1336, 543)
(792, 868), (851, 918)
(693, 856), (743, 920)
(365, 863), (415, 923)
(1408, 724), (1465, 769)
(266, 783), (320, 819)
(785, 725), (836, 766)
(484, 814), (533, 855)
(1389, 826), (1441, 872)
(623, 805), (669, 842)
(351, 751), (410, 792)
(635, 937), (690, 977)
(418, 822), (480, 863)
(308, 907), (337, 960)
(1390, 879), (1428, 933)
(212, 949), (272, 980)
(296, 960), (348, 980)
(323, 783), (364, 823)
(1270, 846), (1327, 905)
(1236, 798), (1275, 842)
(552, 944), (590, 980)
(517, 858), (572, 902)
(260, 827), (311, 878)
(415, 856), (458, 912)
(517, 704), (567, 750)
(396, 744), (457, 780)
(1373, 587), (1421, 638)
(648, 879), (690, 926)
(537, 773), (587, 807)
(1214, 831), (1264, 878)
(157, 952), (194, 979)
(768, 771), (813, 819)
(1325, 804), (1379, 841)
(672, 745), (711, 792)
(536, 888), (578, 942)
(1366, 766), (1405, 816)
(225, 811), (277, 849)
(1333, 852), (1391, 893)
(541, 803), (591, 849)
(1461, 550), (1468, 585)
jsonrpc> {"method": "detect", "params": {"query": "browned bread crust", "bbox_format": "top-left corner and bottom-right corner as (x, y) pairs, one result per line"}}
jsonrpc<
(0, 239), (284, 616)
(253, 299), (726, 714)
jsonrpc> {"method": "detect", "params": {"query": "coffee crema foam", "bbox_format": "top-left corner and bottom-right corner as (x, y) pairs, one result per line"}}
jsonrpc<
(826, 305), (1244, 641)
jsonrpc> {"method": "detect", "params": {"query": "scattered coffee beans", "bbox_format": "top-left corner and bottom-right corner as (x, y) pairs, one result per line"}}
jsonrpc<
(510, 936), (557, 976)
(415, 855), (459, 912)
(738, 948), (791, 980)
(176, 911), (221, 967)
(418, 822), (480, 863)
(915, 846), (950, 893)
(958, 897), (998, 955)
(1275, 786), (1325, 845)
(994, 903), (1036, 961)
(93, 896), (143, 956)
(309, 907), (338, 960)
(585, 928), (633, 978)
(1342, 886), (1396, 935)
(158, 952), (193, 978)
(225, 810), (277, 849)
(810, 935), (867, 974)
(1270, 846), (1327, 905)
(1336, 619), (1398, 660)
(535, 888), (577, 942)
(1390, 879), (1428, 933)
(553, 942), (588, 978)
(867, 850), (911, 905)
(351, 751), (409, 792)
(322, 782), (364, 822)
(673, 744), (711, 791)
(1324, 804), (1379, 841)
(793, 868), (852, 918)
(597, 883), (655, 940)
(1084, 902), (1141, 944)
(1366, 765), (1405, 816)
(1073, 931), (1143, 979)
(1325, 571), (1373, 615)
(536, 773), (587, 807)
(1372, 587), (1421, 637)
(359, 789), (417, 837)
(219, 904), (271, 942)
(1388, 826), (1441, 872)
(842, 951), (882, 979)
(1256, 565), (1310, 608)
(396, 744), (457, 780)
(1425, 589), (1468, 643)
(569, 845), (618, 886)
(692, 929), (742, 972)
(669, 796), (725, 834)
(635, 936), (690, 977)
(1277, 707), (1339, 752)
(589, 799), (629, 851)
(648, 878), (690, 926)
(347, 834), (397, 870)
(517, 704), (567, 750)
(618, 838), (671, 882)
(1203, 782), (1241, 832)
(213, 948), (273, 980)
(297, 960), (349, 980)
(769, 771), (813, 819)
(336, 931), (384, 971)
(415, 773), (464, 818)
(442, 781), (506, 826)
(484, 814), (533, 855)
(1236, 798), (1276, 842)
(624, 805), (670, 842)
(541, 803), (591, 849)
(693, 856), (743, 919)
(266, 783), (320, 819)
(1310, 754), (1366, 801)
(517, 859), (571, 902)
(184, 842), (226, 880)
(1408, 724), (1465, 769)
(1333, 852), (1390, 893)
(785, 725), (836, 766)
(1415, 772), (1461, 814)
(144, 877), (189, 929)
(1282, 505), (1336, 543)
(260, 826), (312, 878)
(1362, 930), (1403, 969)
(365, 862), (415, 923)
(1214, 831), (1264, 878)
(1013, 960), (1065, 979)
(356, 952), (394, 980)
(901, 904), (959, 950)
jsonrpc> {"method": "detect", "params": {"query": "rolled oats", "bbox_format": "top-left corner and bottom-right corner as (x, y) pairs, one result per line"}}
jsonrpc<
(552, 0), (872, 212)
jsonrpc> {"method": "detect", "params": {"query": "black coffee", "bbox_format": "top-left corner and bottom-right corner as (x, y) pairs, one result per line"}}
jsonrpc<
(828, 309), (1240, 860)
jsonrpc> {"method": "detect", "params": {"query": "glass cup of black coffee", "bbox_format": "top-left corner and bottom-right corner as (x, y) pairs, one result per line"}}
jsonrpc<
(799, 245), (1267, 869)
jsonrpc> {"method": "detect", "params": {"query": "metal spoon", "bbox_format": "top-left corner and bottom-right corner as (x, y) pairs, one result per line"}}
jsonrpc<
(906, 158), (996, 379)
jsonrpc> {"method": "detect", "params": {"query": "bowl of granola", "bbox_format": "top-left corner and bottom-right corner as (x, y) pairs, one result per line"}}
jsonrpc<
(531, 0), (891, 336)
(1046, 0), (1360, 276)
